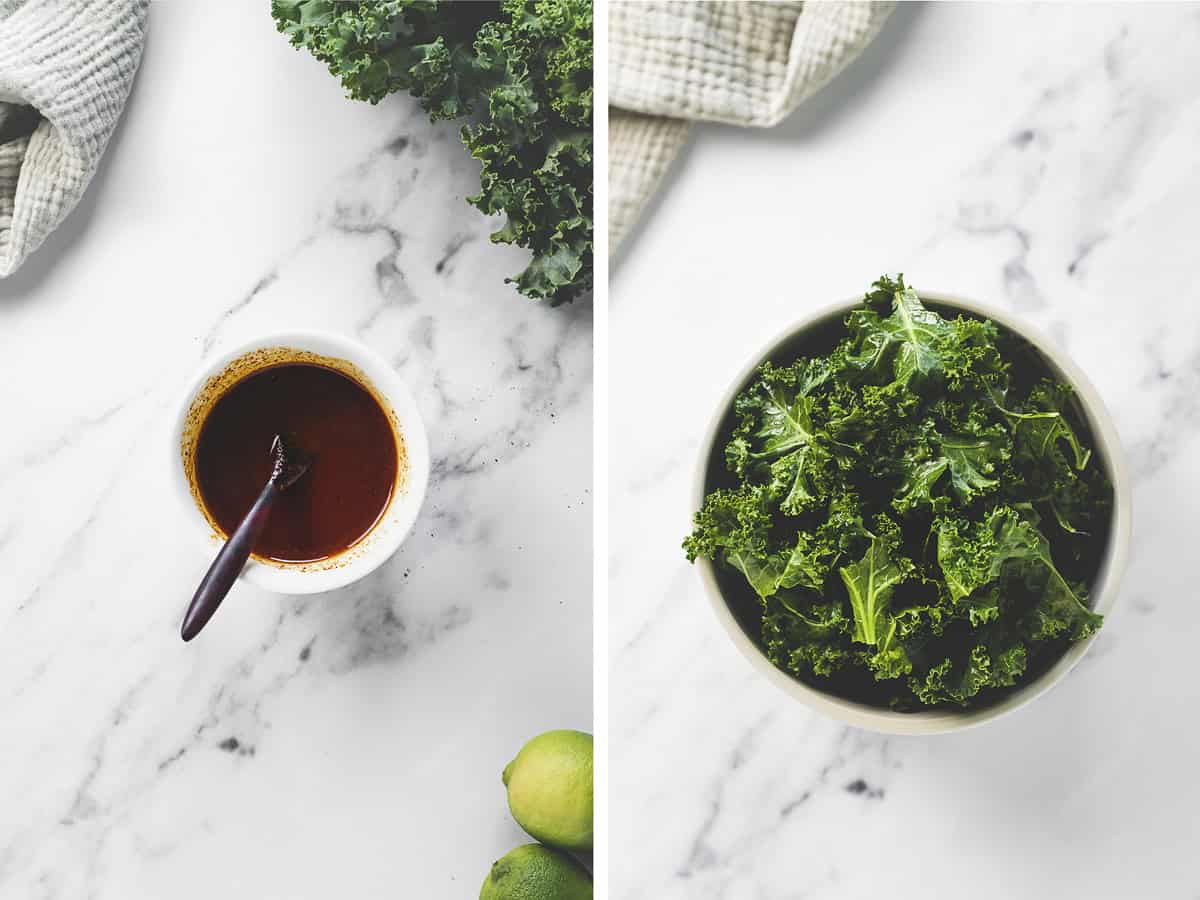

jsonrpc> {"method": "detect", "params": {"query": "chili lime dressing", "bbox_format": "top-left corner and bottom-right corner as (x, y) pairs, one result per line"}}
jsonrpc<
(194, 362), (398, 562)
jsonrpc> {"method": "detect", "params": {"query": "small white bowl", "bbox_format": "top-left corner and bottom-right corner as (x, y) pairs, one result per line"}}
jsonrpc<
(169, 330), (430, 595)
(693, 291), (1132, 735)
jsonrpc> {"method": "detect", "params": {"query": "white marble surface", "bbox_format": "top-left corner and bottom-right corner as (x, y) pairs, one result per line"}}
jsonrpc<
(0, 4), (591, 898)
(612, 4), (1199, 898)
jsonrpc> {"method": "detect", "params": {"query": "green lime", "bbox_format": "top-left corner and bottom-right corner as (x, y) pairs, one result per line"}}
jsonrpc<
(479, 844), (591, 900)
(502, 730), (593, 851)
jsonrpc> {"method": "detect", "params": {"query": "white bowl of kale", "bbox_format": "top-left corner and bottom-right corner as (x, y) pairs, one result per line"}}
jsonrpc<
(686, 276), (1131, 734)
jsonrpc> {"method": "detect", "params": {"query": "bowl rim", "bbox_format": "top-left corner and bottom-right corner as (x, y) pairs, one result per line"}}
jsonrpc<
(691, 289), (1132, 735)
(168, 329), (430, 596)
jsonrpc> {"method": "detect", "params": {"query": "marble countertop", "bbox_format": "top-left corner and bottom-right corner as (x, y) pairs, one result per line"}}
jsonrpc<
(612, 4), (1199, 898)
(0, 4), (591, 898)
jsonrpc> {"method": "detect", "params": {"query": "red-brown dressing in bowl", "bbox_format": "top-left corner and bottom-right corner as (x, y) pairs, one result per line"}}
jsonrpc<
(194, 362), (398, 563)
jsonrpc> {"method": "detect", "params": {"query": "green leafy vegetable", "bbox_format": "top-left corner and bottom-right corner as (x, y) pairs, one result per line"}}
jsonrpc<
(685, 276), (1113, 710)
(272, 0), (593, 305)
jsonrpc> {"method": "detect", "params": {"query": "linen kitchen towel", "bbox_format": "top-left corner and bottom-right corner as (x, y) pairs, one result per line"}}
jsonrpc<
(0, 0), (148, 277)
(610, 0), (894, 250)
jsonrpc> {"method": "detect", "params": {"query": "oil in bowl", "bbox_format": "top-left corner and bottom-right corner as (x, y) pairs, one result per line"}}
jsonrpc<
(188, 354), (401, 565)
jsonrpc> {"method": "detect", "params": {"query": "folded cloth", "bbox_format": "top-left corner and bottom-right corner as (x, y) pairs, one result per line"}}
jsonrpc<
(0, 0), (148, 277)
(609, 0), (893, 251)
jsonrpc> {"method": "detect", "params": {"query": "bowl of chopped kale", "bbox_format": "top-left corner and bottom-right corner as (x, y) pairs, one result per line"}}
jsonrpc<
(685, 275), (1131, 734)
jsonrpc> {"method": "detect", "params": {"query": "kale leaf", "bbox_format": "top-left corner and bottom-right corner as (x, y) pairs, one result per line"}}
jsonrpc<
(685, 276), (1113, 710)
(273, 0), (593, 306)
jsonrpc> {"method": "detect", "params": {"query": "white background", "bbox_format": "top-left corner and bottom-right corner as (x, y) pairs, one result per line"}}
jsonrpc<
(611, 4), (1200, 898)
(0, 3), (592, 897)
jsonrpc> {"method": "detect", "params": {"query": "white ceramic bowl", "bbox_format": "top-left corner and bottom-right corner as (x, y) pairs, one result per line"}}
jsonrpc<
(169, 330), (430, 595)
(693, 291), (1132, 735)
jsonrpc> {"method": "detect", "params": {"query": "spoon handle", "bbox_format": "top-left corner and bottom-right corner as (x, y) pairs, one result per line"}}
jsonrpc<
(181, 479), (280, 642)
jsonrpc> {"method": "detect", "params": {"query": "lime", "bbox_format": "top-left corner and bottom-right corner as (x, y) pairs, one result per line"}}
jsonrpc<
(479, 844), (591, 900)
(502, 730), (593, 851)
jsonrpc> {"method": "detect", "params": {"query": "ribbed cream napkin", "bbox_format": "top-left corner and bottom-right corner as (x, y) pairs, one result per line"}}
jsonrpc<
(0, 0), (148, 278)
(610, 1), (894, 251)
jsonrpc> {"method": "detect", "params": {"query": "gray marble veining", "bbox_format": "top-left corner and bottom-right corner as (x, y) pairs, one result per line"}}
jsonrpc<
(612, 4), (1200, 898)
(0, 5), (590, 898)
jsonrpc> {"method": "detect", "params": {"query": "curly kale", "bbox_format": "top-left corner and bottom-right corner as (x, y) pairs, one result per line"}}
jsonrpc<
(685, 276), (1113, 710)
(272, 0), (593, 305)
